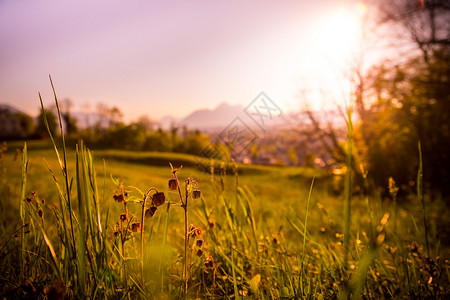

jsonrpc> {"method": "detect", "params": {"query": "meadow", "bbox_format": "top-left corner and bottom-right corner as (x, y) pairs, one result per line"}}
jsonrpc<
(0, 137), (448, 299)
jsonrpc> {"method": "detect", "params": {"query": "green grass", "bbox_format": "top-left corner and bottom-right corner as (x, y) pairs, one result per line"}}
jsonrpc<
(0, 138), (449, 299)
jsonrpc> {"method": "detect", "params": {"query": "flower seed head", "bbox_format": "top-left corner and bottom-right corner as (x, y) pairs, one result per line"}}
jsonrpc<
(145, 206), (157, 218)
(168, 178), (178, 191)
(152, 192), (165, 206)
(192, 189), (202, 199)
(131, 222), (141, 232)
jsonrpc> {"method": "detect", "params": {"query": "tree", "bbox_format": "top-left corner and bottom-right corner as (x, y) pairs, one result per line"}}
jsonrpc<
(35, 110), (58, 138)
(298, 0), (450, 197)
(60, 99), (78, 139)
(15, 113), (35, 138)
(359, 0), (450, 197)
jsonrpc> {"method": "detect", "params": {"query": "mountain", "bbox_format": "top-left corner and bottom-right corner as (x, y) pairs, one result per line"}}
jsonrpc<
(158, 115), (181, 129)
(178, 102), (245, 130)
(0, 103), (27, 115)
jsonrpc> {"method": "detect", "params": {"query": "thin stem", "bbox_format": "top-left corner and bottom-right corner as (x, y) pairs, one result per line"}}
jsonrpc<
(184, 178), (189, 300)
(140, 194), (147, 283)
(141, 188), (158, 283)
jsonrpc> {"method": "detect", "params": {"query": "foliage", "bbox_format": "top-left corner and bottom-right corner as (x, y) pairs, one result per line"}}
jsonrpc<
(360, 47), (450, 197)
(35, 110), (58, 139)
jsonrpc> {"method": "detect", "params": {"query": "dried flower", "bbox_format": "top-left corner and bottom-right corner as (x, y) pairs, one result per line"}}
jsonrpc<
(208, 219), (216, 229)
(131, 222), (141, 232)
(272, 235), (279, 245)
(204, 256), (215, 269)
(192, 189), (202, 199)
(168, 178), (178, 191)
(38, 209), (44, 218)
(145, 206), (157, 218)
(152, 192), (165, 206)
(113, 194), (124, 203)
(190, 226), (203, 238)
(196, 239), (204, 248)
(119, 213), (127, 222)
(388, 177), (399, 197)
(196, 248), (203, 257)
(411, 242), (420, 253)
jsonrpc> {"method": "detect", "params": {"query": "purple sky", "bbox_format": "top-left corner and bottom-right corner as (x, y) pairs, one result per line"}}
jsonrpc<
(0, 0), (368, 121)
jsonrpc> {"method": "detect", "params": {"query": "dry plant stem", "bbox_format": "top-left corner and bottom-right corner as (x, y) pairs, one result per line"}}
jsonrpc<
(173, 169), (189, 299)
(120, 185), (129, 291)
(183, 179), (189, 299)
(141, 188), (158, 283)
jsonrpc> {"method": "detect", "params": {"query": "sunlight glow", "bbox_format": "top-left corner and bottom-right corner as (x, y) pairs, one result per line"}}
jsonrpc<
(295, 2), (368, 110)
(313, 6), (362, 59)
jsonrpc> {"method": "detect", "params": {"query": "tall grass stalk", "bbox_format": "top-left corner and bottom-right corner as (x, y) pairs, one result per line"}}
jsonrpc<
(343, 109), (353, 261)
(300, 177), (315, 294)
(417, 142), (430, 258)
(19, 143), (28, 280)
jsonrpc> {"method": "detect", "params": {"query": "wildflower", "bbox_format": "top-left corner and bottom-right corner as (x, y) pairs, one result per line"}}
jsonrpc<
(145, 206), (157, 218)
(196, 239), (204, 247)
(388, 177), (399, 197)
(152, 192), (165, 206)
(168, 178), (178, 190)
(196, 248), (203, 257)
(410, 242), (420, 253)
(38, 209), (44, 218)
(272, 235), (279, 245)
(131, 222), (141, 232)
(113, 194), (124, 203)
(208, 219), (216, 229)
(119, 213), (127, 222)
(192, 189), (202, 199)
(204, 256), (215, 269)
(190, 226), (203, 238)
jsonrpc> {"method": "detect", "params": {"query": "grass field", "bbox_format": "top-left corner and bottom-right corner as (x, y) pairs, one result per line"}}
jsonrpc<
(0, 139), (449, 299)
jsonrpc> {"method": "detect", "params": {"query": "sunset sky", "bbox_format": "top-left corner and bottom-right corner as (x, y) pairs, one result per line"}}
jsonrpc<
(0, 0), (371, 121)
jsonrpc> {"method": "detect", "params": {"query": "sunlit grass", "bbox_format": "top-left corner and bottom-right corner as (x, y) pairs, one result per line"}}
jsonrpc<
(0, 101), (449, 298)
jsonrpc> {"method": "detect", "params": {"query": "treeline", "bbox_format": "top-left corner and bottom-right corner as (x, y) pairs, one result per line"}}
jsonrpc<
(0, 104), (228, 158)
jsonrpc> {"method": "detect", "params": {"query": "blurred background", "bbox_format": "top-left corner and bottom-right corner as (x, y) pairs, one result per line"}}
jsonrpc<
(1, 0), (449, 198)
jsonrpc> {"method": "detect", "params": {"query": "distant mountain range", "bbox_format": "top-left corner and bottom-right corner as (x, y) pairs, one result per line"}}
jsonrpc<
(0, 104), (27, 115)
(1, 102), (346, 132)
(157, 102), (346, 132)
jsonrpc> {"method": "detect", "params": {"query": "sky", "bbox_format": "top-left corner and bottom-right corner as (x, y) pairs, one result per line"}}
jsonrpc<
(0, 0), (371, 121)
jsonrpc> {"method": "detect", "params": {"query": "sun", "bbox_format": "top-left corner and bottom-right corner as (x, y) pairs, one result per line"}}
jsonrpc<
(312, 3), (366, 61)
(292, 2), (368, 109)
